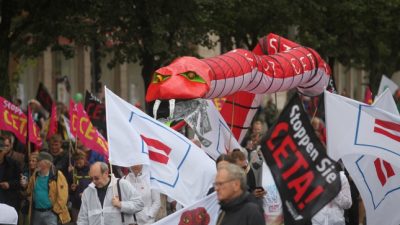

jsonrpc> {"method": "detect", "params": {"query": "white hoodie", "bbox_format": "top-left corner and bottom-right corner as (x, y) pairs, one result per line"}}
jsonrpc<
(124, 172), (161, 225)
(312, 171), (352, 225)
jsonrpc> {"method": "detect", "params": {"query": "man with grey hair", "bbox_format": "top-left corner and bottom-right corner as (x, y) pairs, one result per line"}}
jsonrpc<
(77, 162), (144, 225)
(21, 151), (71, 224)
(215, 163), (264, 225)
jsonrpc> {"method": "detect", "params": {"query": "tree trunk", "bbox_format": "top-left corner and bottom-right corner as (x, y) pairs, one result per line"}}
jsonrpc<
(141, 53), (157, 114)
(0, 0), (12, 99)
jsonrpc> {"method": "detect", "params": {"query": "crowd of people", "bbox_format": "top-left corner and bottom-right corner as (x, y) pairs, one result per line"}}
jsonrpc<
(1, 92), (390, 225)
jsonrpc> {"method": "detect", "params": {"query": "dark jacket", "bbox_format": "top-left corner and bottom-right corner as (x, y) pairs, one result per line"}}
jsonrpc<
(70, 165), (91, 208)
(217, 192), (265, 225)
(0, 156), (21, 210)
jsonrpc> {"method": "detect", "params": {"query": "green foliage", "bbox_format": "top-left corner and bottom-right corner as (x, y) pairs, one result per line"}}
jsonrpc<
(1, 0), (400, 98)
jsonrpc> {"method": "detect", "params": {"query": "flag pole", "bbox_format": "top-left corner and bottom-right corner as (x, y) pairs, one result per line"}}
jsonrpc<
(104, 85), (116, 197)
(228, 94), (236, 153)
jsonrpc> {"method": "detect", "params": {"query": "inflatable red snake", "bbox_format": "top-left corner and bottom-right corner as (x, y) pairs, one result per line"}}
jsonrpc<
(146, 33), (331, 118)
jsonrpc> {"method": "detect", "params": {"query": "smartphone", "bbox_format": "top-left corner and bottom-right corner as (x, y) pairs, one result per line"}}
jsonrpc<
(255, 186), (264, 191)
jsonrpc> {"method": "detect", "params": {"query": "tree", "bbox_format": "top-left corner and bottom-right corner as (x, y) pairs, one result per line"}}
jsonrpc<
(1, 0), (217, 100)
(0, 0), (97, 99)
(294, 0), (400, 93)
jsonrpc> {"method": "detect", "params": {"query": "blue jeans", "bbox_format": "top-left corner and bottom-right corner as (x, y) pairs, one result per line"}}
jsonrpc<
(32, 209), (58, 225)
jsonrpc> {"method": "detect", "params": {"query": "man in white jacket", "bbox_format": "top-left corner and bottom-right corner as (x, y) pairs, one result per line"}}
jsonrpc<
(124, 164), (161, 225)
(312, 171), (352, 225)
(77, 162), (144, 225)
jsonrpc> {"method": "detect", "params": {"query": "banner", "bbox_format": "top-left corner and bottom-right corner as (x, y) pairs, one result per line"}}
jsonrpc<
(35, 82), (58, 138)
(0, 97), (42, 147)
(70, 100), (108, 158)
(377, 74), (399, 96)
(261, 94), (342, 221)
(84, 90), (106, 134)
(28, 106), (43, 148)
(105, 87), (216, 207)
(325, 90), (400, 166)
(342, 89), (400, 225)
(36, 82), (53, 113)
(184, 99), (241, 160)
(152, 192), (219, 225)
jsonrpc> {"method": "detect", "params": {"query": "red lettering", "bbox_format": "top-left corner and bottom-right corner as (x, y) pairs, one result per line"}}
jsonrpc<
(282, 151), (309, 180)
(273, 135), (296, 168)
(267, 122), (288, 150)
(287, 170), (314, 202)
(92, 105), (105, 120)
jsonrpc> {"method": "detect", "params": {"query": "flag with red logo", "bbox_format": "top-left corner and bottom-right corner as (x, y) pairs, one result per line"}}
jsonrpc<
(325, 90), (400, 166)
(340, 89), (400, 225)
(105, 87), (217, 207)
(152, 192), (219, 225)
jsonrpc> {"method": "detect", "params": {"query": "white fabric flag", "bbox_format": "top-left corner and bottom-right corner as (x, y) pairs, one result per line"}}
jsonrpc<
(105, 87), (217, 206)
(342, 89), (400, 225)
(325, 90), (400, 166)
(105, 89), (150, 167)
(377, 74), (399, 95)
(185, 99), (242, 160)
(153, 192), (220, 225)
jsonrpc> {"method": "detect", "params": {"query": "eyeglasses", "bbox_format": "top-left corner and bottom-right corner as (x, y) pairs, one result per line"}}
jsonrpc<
(213, 179), (235, 188)
(90, 176), (100, 181)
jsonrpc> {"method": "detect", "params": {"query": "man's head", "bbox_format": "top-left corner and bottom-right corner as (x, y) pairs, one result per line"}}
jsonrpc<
(0, 136), (12, 162)
(251, 120), (264, 134)
(0, 135), (12, 153)
(214, 164), (246, 202)
(37, 151), (54, 173)
(49, 134), (63, 156)
(89, 162), (110, 188)
(130, 164), (143, 176)
(216, 154), (234, 168)
(230, 149), (248, 170)
(73, 150), (87, 168)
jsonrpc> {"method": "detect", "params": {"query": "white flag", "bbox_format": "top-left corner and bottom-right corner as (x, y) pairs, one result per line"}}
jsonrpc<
(153, 192), (220, 225)
(325, 90), (400, 166)
(342, 89), (400, 225)
(105, 87), (217, 206)
(105, 89), (150, 167)
(185, 99), (242, 160)
(377, 74), (399, 96)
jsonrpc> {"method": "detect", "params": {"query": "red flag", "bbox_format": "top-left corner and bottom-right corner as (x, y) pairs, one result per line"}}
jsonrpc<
(46, 103), (58, 139)
(364, 86), (373, 105)
(28, 106), (43, 148)
(0, 97), (42, 147)
(70, 101), (108, 158)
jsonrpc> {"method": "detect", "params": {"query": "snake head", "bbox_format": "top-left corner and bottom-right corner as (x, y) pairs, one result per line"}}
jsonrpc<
(146, 56), (211, 102)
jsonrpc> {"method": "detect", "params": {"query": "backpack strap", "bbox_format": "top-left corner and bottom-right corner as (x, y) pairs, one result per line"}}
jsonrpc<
(116, 178), (125, 223)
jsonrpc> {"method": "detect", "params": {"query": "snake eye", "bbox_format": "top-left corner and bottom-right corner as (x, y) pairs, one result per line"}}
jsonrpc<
(152, 73), (170, 83)
(180, 71), (206, 83)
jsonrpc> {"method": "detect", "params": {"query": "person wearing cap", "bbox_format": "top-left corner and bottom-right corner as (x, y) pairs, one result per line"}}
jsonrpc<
(21, 151), (71, 225)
